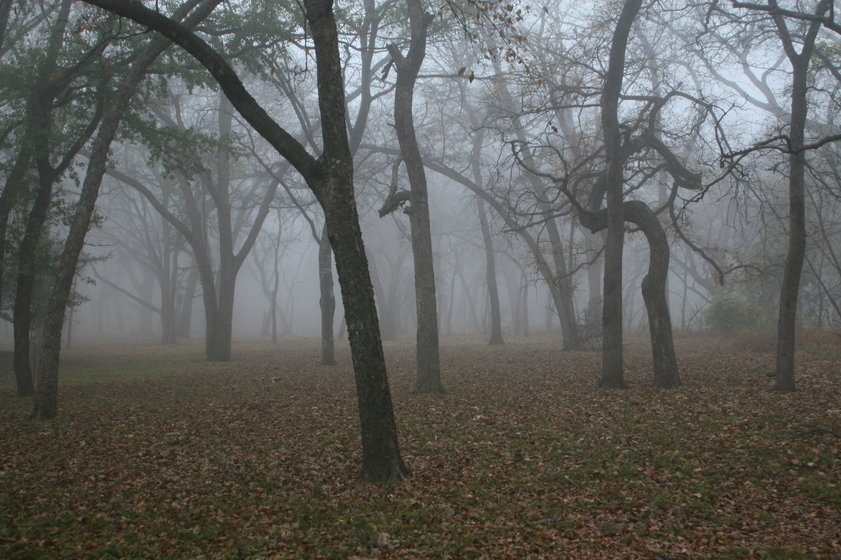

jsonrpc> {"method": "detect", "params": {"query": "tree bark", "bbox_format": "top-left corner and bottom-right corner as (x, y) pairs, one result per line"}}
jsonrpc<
(13, 0), (78, 397)
(318, 224), (336, 365)
(585, 202), (679, 387)
(13, 145), (56, 397)
(160, 246), (178, 344)
(177, 266), (198, 339)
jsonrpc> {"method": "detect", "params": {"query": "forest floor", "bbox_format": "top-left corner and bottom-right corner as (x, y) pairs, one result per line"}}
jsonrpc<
(1, 333), (840, 559)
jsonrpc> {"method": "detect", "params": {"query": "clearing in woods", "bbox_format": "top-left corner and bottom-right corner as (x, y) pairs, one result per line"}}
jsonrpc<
(1, 334), (839, 559)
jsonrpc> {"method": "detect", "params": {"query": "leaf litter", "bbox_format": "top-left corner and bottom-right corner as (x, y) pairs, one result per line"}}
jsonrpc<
(0, 334), (839, 559)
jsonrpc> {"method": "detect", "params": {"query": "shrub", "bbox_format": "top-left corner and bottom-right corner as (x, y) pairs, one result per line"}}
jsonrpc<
(705, 292), (765, 335)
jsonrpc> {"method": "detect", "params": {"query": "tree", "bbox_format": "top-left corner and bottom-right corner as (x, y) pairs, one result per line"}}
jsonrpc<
(2, 0), (108, 396)
(517, 0), (697, 387)
(103, 90), (280, 361)
(702, 0), (831, 391)
(91, 173), (194, 344)
(381, 0), (444, 393)
(32, 0), (220, 419)
(81, 0), (409, 482)
(476, 196), (504, 345)
(734, 0), (828, 391)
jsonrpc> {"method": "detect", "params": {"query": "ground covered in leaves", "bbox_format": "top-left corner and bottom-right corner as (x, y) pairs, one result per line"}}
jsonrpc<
(1, 334), (840, 559)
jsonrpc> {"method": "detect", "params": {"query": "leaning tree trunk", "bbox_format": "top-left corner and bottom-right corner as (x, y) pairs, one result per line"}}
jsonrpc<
(321, 176), (410, 481)
(318, 224), (336, 365)
(32, 0), (219, 419)
(388, 0), (442, 393)
(307, 0), (409, 480)
(32, 101), (131, 418)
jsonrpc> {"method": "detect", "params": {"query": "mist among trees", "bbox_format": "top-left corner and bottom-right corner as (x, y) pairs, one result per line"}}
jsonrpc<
(1, 0), (840, 556)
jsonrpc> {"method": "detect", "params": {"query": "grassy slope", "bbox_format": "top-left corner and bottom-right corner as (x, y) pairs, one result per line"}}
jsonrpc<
(0, 334), (839, 559)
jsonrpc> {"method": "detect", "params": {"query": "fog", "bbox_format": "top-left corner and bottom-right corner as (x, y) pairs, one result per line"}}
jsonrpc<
(5, 4), (841, 554)
(3, 0), (841, 405)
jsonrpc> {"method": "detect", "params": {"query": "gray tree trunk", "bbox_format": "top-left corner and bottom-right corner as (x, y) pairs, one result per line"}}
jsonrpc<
(769, 3), (826, 392)
(318, 224), (336, 364)
(596, 0), (642, 388)
(475, 191), (503, 344)
(388, 0), (443, 393)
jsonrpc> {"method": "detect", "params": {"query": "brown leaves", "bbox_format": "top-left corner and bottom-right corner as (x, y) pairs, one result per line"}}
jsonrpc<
(0, 335), (840, 558)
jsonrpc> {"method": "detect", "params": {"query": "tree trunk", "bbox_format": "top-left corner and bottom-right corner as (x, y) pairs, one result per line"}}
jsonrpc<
(270, 264), (279, 344)
(206, 270), (235, 361)
(318, 224), (336, 365)
(381, 255), (404, 340)
(625, 202), (679, 387)
(594, 0), (642, 389)
(307, 0), (408, 480)
(3, 0), (71, 338)
(13, 0), (76, 400)
(476, 196), (503, 345)
(160, 225), (178, 344)
(12, 122), (58, 398)
(585, 234), (603, 337)
(388, 0), (442, 393)
(12, 273), (36, 397)
(321, 181), (409, 480)
(33, 0), (219, 419)
(771, 5), (825, 392)
(177, 267), (197, 339)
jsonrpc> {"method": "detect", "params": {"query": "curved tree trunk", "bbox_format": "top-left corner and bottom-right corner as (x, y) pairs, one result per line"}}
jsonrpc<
(624, 201), (679, 387)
